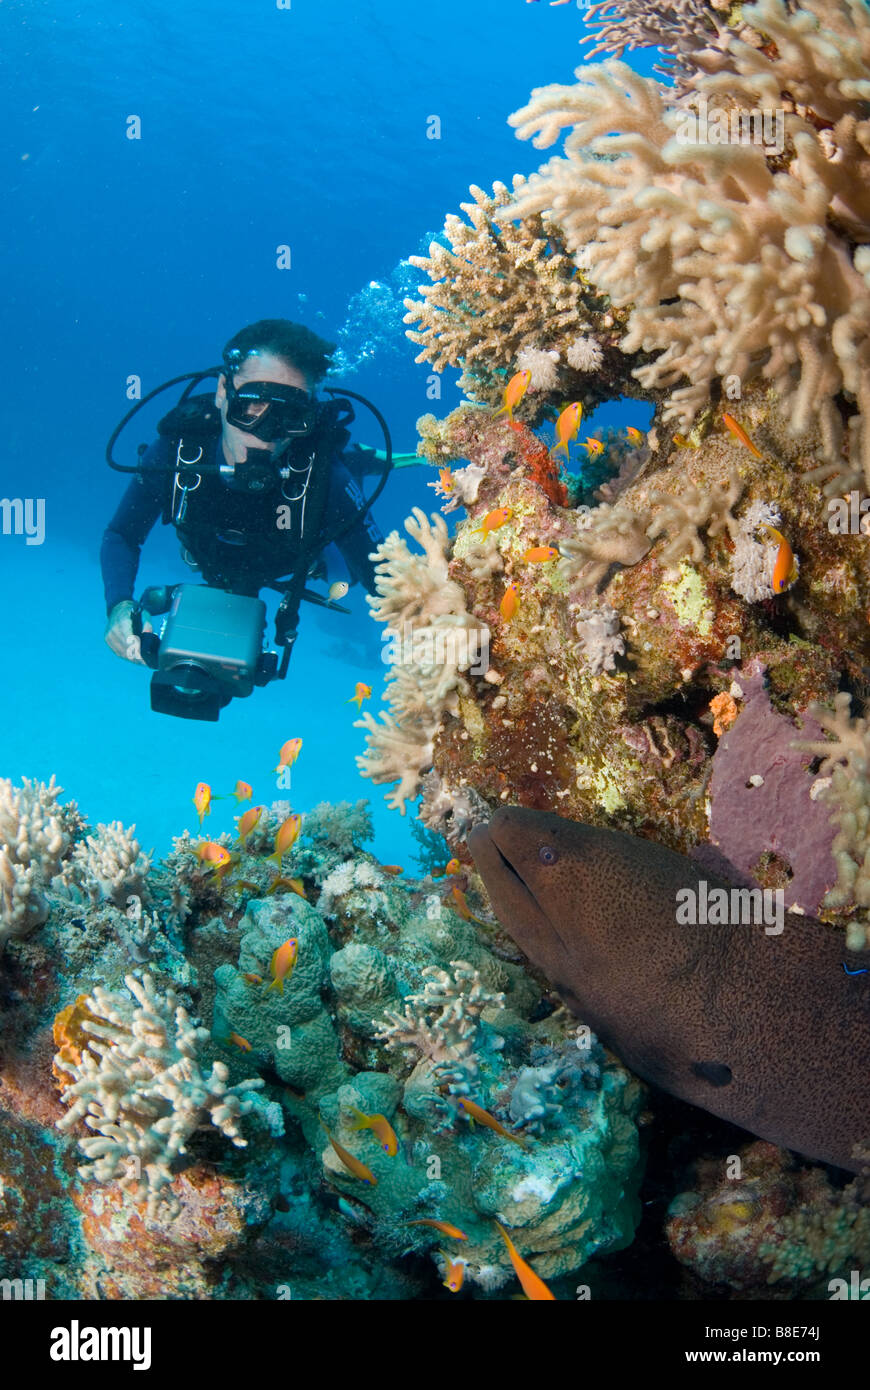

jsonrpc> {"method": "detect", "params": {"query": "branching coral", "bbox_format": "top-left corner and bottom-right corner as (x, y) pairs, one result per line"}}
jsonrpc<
(646, 467), (742, 579)
(374, 960), (505, 1096)
(583, 0), (740, 87)
(55, 973), (264, 1218)
(58, 820), (152, 908)
(558, 503), (651, 589)
(355, 509), (490, 813)
(0, 776), (69, 940)
(403, 181), (624, 417)
(507, 0), (870, 487)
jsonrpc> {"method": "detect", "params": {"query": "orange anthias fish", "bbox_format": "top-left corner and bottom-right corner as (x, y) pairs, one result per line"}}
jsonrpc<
(443, 1258), (466, 1293)
(406, 1219), (469, 1241)
(522, 545), (558, 564)
(549, 402), (583, 460)
(266, 875), (306, 899)
(267, 937), (299, 993)
(225, 1031), (252, 1052)
(450, 885), (488, 925)
(625, 426), (644, 445)
(197, 841), (232, 870)
(242, 972), (263, 985)
(237, 804), (265, 845)
(495, 1222), (556, 1300)
(381, 865), (403, 876)
(193, 782), (212, 826)
(757, 524), (799, 593)
(500, 583), (520, 623)
(492, 369), (532, 423)
(233, 780), (253, 803)
(438, 467), (455, 494)
(581, 436), (604, 458)
(349, 1107), (399, 1156)
(445, 858), (462, 876)
(265, 813), (302, 864)
(275, 738), (303, 773)
(321, 1121), (377, 1185)
(456, 1097), (528, 1148)
(347, 682), (372, 710)
(471, 507), (513, 540)
(722, 412), (763, 459)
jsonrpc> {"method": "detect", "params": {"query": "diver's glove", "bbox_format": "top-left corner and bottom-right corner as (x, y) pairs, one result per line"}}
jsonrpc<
(104, 599), (152, 665)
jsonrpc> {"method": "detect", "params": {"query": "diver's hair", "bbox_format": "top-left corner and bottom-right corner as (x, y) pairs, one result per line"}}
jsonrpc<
(223, 318), (336, 385)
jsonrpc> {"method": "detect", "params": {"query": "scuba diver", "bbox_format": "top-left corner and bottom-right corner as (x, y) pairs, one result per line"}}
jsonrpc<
(101, 319), (400, 720)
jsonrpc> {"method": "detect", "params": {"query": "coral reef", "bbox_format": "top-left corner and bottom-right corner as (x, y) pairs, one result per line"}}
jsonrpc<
(355, 508), (490, 813)
(667, 1141), (870, 1294)
(358, 395), (866, 872)
(403, 181), (634, 421)
(54, 973), (269, 1218)
(58, 819), (152, 908)
(4, 0), (870, 1308)
(212, 856), (645, 1292)
(507, 0), (870, 489)
(0, 776), (70, 938)
(0, 781), (648, 1299)
(558, 502), (651, 589)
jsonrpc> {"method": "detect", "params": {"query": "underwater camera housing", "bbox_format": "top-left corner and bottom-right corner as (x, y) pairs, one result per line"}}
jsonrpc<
(137, 585), (277, 722)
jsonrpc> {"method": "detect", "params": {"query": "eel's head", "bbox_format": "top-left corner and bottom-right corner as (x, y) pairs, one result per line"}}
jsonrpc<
(468, 806), (589, 967)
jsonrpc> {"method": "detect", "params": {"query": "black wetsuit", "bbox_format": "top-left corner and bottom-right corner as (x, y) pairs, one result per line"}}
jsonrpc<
(100, 433), (383, 614)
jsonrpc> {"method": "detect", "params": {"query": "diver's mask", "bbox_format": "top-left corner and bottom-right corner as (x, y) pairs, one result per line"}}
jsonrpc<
(222, 350), (318, 442)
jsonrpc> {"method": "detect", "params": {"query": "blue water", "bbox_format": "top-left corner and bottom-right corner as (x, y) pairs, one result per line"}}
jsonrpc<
(0, 0), (658, 864)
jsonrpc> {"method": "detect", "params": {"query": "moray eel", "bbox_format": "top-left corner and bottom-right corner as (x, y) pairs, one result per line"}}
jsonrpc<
(468, 807), (870, 1173)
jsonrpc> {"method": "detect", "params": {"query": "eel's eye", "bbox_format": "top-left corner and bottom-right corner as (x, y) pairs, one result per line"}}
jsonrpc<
(539, 845), (558, 866)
